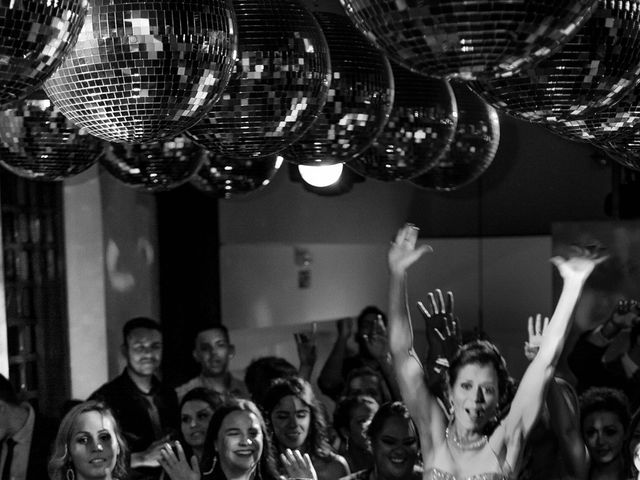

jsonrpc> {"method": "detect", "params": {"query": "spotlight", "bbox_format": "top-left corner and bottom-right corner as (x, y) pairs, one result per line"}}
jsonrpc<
(298, 163), (344, 187)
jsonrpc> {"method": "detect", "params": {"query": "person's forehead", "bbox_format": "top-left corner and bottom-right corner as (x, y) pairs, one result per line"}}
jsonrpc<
(455, 363), (498, 381)
(584, 410), (624, 427)
(221, 410), (260, 431)
(197, 328), (227, 344)
(128, 327), (162, 343)
(73, 411), (115, 433)
(350, 374), (380, 386)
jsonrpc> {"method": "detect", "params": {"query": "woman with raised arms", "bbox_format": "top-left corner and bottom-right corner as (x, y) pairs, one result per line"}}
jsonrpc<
(387, 223), (604, 480)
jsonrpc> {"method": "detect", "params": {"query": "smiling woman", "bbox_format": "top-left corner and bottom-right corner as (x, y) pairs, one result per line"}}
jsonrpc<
(341, 401), (422, 480)
(48, 401), (128, 480)
(262, 377), (350, 480)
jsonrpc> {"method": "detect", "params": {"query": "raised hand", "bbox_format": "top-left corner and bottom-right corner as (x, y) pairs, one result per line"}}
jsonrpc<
(279, 449), (317, 480)
(418, 289), (461, 376)
(159, 441), (200, 480)
(294, 322), (318, 368)
(550, 245), (608, 284)
(362, 319), (391, 362)
(524, 314), (550, 361)
(388, 223), (433, 276)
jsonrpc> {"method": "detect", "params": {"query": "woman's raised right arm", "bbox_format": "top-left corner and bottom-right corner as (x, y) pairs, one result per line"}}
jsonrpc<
(388, 224), (446, 456)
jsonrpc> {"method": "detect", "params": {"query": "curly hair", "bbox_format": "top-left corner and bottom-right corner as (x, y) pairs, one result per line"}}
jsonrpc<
(200, 398), (279, 480)
(580, 387), (631, 431)
(262, 376), (333, 460)
(48, 400), (128, 480)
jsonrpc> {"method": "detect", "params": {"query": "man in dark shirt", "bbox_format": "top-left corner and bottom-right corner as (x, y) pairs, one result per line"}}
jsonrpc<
(90, 317), (179, 480)
(0, 374), (57, 480)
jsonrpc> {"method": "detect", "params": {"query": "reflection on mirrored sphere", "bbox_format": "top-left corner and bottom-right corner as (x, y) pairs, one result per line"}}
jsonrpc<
(282, 12), (394, 166)
(0, 92), (103, 181)
(187, 0), (331, 159)
(348, 65), (457, 181)
(43, 0), (238, 144)
(411, 83), (500, 191)
(473, 0), (640, 124)
(0, 0), (88, 108)
(191, 155), (283, 199)
(339, 0), (597, 80)
(100, 137), (207, 192)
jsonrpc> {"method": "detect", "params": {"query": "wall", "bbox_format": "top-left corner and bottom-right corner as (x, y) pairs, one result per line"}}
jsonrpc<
(64, 166), (160, 398)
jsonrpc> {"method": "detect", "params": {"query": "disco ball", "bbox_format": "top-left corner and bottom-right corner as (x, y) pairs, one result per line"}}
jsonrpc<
(100, 137), (207, 192)
(186, 0), (331, 159)
(348, 64), (457, 181)
(339, 0), (597, 80)
(43, 0), (238, 144)
(0, 91), (103, 181)
(0, 0), (88, 108)
(473, 0), (640, 124)
(282, 12), (394, 166)
(191, 155), (283, 199)
(411, 82), (500, 191)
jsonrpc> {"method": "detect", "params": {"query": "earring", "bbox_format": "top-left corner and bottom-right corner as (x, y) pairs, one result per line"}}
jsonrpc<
(66, 469), (75, 480)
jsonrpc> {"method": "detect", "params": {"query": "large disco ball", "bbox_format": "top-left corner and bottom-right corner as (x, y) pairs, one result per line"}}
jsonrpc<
(0, 0), (88, 108)
(339, 0), (597, 80)
(43, 0), (238, 144)
(0, 91), (103, 181)
(473, 0), (640, 124)
(348, 64), (457, 181)
(411, 83), (500, 191)
(191, 155), (283, 199)
(100, 137), (207, 192)
(282, 12), (394, 166)
(186, 0), (331, 159)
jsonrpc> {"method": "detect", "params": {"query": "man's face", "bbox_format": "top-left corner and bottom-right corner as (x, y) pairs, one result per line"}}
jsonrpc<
(193, 328), (233, 377)
(123, 327), (162, 377)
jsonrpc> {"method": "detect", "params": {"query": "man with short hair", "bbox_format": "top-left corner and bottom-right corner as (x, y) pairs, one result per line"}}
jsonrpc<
(90, 317), (178, 480)
(175, 324), (248, 401)
(0, 374), (56, 480)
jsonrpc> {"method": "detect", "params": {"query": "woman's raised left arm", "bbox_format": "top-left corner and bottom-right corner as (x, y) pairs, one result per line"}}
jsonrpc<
(504, 249), (606, 446)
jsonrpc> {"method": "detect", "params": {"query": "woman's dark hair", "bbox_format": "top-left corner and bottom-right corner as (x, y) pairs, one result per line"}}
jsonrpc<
(357, 306), (387, 328)
(181, 387), (226, 411)
(200, 398), (279, 480)
(244, 356), (298, 407)
(333, 395), (379, 440)
(366, 401), (416, 444)
(446, 340), (511, 410)
(580, 387), (631, 430)
(262, 376), (333, 459)
(179, 387), (225, 460)
(342, 366), (391, 404)
(48, 401), (128, 480)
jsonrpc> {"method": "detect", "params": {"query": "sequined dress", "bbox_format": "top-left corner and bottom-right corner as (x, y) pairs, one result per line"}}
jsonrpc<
(424, 468), (512, 480)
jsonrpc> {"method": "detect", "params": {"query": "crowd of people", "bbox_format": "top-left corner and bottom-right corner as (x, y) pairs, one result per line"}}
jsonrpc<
(1, 223), (640, 480)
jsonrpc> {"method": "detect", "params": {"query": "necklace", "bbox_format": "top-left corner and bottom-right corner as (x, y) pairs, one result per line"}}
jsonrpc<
(445, 425), (488, 451)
